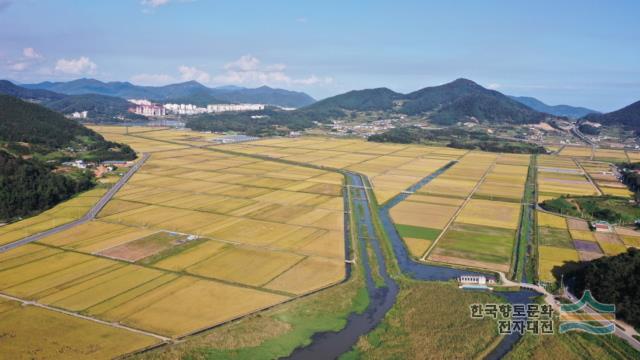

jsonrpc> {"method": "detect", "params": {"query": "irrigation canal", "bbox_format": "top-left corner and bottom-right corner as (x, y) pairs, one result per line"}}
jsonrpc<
(286, 165), (540, 359)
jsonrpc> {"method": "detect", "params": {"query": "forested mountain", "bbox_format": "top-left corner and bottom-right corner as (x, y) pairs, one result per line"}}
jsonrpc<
(301, 78), (553, 125)
(209, 85), (315, 108)
(0, 80), (65, 102)
(400, 79), (549, 124)
(305, 88), (402, 111)
(24, 78), (316, 108)
(44, 93), (143, 121)
(583, 100), (640, 131)
(0, 95), (135, 159)
(160, 89), (230, 107)
(0, 80), (142, 121)
(0, 95), (136, 221)
(564, 248), (640, 328)
(0, 151), (93, 221)
(510, 96), (599, 119)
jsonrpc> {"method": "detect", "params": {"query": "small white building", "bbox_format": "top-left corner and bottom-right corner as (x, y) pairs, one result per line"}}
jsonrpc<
(69, 111), (88, 119)
(207, 103), (265, 113)
(458, 275), (495, 290)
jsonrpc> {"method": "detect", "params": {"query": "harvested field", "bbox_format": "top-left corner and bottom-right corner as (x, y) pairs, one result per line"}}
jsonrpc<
(98, 231), (193, 262)
(573, 239), (602, 253)
(567, 218), (590, 230)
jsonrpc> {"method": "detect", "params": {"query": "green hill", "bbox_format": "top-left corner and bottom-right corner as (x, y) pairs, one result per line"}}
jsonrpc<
(400, 79), (549, 124)
(0, 95), (136, 221)
(301, 79), (552, 125)
(583, 100), (640, 131)
(305, 88), (402, 111)
(44, 93), (143, 121)
(0, 94), (134, 158)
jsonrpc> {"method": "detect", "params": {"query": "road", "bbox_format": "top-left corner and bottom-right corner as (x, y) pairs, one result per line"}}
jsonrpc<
(497, 272), (640, 351)
(0, 153), (150, 254)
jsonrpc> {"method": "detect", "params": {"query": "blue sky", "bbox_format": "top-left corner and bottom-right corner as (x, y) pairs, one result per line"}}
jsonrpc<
(1, 0), (638, 111)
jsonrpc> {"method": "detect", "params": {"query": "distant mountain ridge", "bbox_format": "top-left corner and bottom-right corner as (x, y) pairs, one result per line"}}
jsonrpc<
(509, 96), (599, 119)
(0, 80), (65, 102)
(24, 78), (316, 108)
(0, 80), (142, 121)
(583, 100), (640, 130)
(306, 78), (553, 125)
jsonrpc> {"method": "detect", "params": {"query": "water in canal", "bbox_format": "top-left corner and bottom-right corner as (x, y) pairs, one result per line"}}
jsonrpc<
(286, 166), (541, 359)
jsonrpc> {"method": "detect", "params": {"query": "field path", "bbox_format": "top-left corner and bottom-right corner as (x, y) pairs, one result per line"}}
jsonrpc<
(573, 158), (603, 195)
(0, 292), (170, 342)
(0, 153), (150, 254)
(419, 157), (498, 261)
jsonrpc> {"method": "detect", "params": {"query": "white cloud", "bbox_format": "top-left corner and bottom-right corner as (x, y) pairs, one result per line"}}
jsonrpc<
(141, 0), (170, 8)
(178, 65), (210, 83)
(23, 47), (42, 59)
(486, 83), (501, 90)
(292, 75), (333, 86)
(5, 47), (44, 72)
(224, 55), (260, 72)
(54, 56), (97, 75)
(7, 61), (29, 72)
(214, 55), (333, 88)
(130, 73), (174, 85)
(296, 17), (308, 23)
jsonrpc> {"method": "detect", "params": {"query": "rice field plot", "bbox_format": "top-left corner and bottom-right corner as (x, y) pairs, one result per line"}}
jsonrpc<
(538, 226), (573, 248)
(578, 160), (632, 197)
(428, 224), (515, 272)
(390, 200), (458, 230)
(538, 212), (567, 228)
(0, 298), (159, 359)
(456, 199), (521, 230)
(615, 226), (640, 247)
(100, 277), (289, 338)
(98, 231), (195, 262)
(186, 247), (305, 287)
(538, 246), (579, 282)
(558, 146), (593, 158)
(264, 256), (345, 295)
(572, 239), (602, 254)
(593, 148), (628, 162)
(626, 151), (640, 162)
(592, 232), (628, 256)
(394, 224), (438, 258)
(221, 137), (469, 204)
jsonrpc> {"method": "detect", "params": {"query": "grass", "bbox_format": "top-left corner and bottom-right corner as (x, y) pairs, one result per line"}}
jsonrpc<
(342, 280), (504, 359)
(538, 226), (574, 248)
(513, 155), (534, 281)
(506, 321), (639, 359)
(435, 223), (515, 265)
(394, 224), (440, 240)
(542, 195), (640, 225)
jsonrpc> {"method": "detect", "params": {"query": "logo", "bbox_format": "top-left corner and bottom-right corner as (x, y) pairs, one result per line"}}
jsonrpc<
(559, 290), (616, 335)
